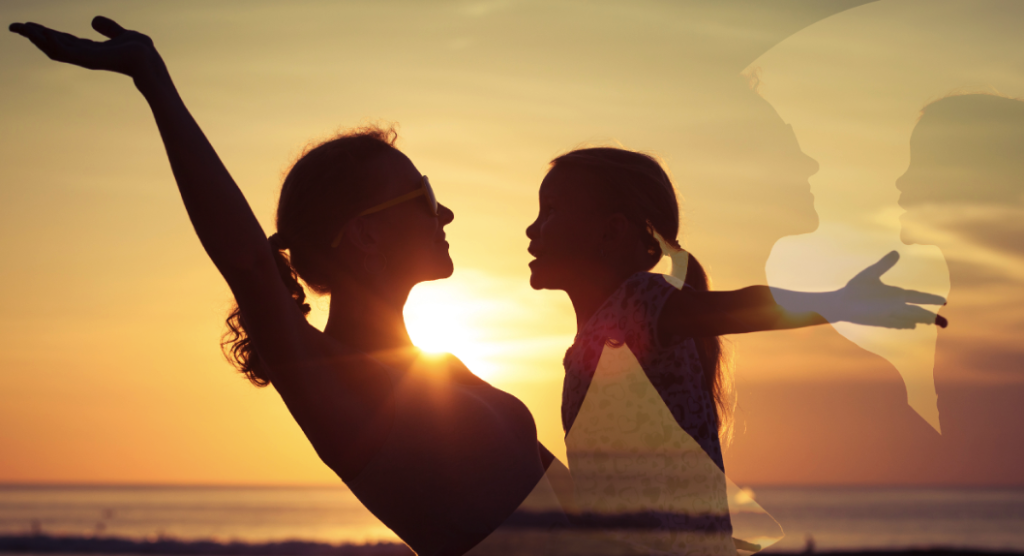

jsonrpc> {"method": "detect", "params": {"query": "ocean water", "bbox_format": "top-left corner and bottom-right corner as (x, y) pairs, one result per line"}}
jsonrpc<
(0, 485), (395, 546)
(1, 484), (1023, 552)
(751, 486), (1024, 552)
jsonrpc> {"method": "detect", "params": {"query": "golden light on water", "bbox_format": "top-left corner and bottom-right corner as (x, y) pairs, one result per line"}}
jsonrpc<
(734, 487), (756, 506)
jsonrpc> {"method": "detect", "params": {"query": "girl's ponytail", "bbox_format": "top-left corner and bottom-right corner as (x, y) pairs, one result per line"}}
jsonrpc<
(682, 254), (732, 441)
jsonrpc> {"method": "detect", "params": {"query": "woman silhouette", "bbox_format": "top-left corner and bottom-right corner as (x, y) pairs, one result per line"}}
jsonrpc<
(9, 17), (561, 556)
(898, 93), (1024, 481)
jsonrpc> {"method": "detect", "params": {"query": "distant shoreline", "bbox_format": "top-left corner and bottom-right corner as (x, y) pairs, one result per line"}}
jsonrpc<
(2, 535), (1023, 556)
(3, 483), (1024, 490)
(0, 534), (411, 555)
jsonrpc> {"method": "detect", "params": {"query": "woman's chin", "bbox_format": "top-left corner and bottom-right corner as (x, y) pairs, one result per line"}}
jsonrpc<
(433, 258), (455, 280)
(408, 256), (455, 284)
(898, 212), (937, 247)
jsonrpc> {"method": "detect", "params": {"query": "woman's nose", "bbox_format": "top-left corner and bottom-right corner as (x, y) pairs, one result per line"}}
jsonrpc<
(803, 152), (820, 177)
(438, 203), (454, 224)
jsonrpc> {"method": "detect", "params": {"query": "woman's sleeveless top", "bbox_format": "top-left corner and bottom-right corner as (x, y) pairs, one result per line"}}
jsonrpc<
(346, 353), (546, 556)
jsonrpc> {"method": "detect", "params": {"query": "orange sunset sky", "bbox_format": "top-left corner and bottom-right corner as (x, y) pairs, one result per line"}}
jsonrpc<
(2, 0), (1023, 486)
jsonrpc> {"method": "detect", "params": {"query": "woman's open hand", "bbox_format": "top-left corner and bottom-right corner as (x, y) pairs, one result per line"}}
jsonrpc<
(829, 251), (948, 329)
(9, 16), (162, 83)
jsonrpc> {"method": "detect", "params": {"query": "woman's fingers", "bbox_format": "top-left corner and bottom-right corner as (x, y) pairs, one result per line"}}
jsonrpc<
(10, 22), (65, 61)
(92, 16), (127, 39)
(10, 18), (155, 76)
(8, 22), (48, 43)
(11, 22), (77, 62)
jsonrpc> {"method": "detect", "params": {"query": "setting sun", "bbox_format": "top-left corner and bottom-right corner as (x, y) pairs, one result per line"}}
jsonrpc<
(404, 275), (503, 380)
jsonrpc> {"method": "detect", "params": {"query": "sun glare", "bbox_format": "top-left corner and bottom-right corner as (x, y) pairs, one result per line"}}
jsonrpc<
(403, 280), (501, 380)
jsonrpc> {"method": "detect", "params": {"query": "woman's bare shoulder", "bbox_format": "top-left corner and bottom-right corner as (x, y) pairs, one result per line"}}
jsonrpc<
(264, 328), (397, 478)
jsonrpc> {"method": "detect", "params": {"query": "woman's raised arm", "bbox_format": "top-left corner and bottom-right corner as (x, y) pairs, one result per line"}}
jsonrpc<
(12, 17), (274, 277)
(659, 251), (948, 341)
(10, 17), (314, 366)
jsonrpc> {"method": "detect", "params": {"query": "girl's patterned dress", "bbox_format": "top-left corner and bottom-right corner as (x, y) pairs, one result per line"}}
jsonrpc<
(561, 271), (736, 555)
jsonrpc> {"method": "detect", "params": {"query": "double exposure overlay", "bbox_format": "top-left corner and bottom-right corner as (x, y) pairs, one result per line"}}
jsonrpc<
(2, 1), (1022, 555)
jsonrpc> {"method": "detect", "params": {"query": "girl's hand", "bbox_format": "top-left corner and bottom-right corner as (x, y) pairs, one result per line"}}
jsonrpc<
(829, 251), (948, 329)
(9, 16), (163, 84)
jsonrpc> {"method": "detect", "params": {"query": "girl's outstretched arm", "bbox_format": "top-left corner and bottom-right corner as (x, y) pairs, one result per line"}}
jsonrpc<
(10, 17), (318, 371)
(659, 251), (947, 341)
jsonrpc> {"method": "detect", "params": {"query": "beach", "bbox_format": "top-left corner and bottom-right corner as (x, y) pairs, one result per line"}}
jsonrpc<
(3, 535), (1024, 556)
(2, 484), (1023, 555)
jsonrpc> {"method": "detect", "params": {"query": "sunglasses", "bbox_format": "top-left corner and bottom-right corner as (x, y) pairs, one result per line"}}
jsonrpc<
(331, 175), (439, 248)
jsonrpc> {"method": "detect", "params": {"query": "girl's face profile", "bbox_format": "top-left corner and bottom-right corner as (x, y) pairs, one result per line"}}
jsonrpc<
(526, 167), (605, 291)
(897, 96), (1024, 250)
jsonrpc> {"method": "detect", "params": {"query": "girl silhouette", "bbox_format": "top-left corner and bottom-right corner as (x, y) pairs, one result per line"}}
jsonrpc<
(526, 147), (948, 554)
